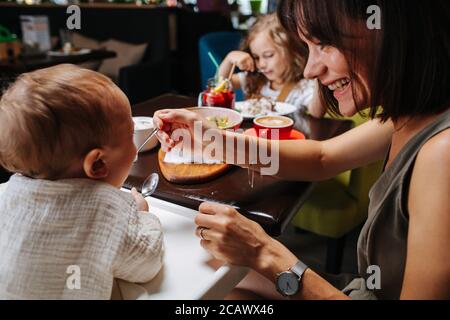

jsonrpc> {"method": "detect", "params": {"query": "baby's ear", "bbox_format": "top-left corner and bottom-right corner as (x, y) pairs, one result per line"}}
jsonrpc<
(83, 149), (109, 179)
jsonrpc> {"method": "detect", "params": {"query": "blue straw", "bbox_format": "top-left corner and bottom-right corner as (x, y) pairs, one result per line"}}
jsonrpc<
(208, 51), (220, 70)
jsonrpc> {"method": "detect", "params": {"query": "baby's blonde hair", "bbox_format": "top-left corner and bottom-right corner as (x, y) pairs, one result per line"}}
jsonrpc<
(241, 13), (307, 98)
(0, 64), (130, 179)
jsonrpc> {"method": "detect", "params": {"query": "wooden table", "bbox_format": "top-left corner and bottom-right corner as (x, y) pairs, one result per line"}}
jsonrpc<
(125, 94), (353, 236)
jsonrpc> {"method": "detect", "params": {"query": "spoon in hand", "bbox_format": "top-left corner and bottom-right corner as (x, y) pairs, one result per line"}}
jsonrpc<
(134, 128), (159, 162)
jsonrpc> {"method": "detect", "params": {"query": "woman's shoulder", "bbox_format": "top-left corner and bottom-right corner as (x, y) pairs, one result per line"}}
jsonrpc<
(415, 110), (450, 168)
(401, 127), (450, 300)
(408, 128), (450, 213)
(415, 128), (450, 173)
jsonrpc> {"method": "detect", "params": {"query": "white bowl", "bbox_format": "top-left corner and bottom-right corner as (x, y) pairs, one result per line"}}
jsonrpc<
(133, 116), (159, 153)
(187, 107), (243, 130)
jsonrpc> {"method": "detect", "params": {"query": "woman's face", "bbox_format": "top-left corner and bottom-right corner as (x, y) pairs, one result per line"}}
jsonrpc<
(249, 31), (289, 84)
(300, 36), (370, 117)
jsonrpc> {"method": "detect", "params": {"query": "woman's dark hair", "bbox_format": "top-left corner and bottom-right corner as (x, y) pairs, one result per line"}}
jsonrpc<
(278, 0), (450, 121)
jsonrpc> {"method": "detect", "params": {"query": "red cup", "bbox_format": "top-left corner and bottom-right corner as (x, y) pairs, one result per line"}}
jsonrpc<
(253, 115), (294, 140)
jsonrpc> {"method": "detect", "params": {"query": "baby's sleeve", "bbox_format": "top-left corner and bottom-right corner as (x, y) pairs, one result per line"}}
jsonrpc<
(113, 210), (164, 284)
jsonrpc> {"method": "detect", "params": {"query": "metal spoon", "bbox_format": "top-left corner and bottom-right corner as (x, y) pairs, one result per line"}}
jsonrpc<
(137, 128), (159, 154)
(134, 128), (159, 163)
(141, 173), (159, 197)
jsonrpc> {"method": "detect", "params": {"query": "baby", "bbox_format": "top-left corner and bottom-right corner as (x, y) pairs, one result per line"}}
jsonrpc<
(0, 64), (163, 299)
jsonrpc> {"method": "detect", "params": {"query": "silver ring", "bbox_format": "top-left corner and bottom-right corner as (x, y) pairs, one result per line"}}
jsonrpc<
(200, 227), (206, 240)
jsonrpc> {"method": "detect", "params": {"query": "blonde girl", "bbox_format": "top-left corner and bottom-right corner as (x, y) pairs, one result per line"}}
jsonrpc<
(219, 14), (323, 116)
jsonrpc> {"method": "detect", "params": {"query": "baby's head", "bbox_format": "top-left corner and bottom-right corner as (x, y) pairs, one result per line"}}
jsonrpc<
(0, 64), (136, 187)
(242, 13), (307, 95)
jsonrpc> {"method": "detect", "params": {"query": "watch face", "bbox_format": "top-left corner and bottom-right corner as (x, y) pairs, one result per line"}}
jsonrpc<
(277, 272), (299, 296)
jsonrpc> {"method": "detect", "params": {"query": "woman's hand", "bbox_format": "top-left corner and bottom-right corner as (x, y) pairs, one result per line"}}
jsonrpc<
(226, 51), (255, 73)
(194, 202), (296, 278)
(153, 108), (214, 153)
(195, 202), (268, 269)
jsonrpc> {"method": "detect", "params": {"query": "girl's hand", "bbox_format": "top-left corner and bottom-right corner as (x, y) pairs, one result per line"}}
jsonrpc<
(194, 202), (274, 271)
(153, 109), (214, 153)
(227, 51), (255, 73)
(131, 187), (149, 212)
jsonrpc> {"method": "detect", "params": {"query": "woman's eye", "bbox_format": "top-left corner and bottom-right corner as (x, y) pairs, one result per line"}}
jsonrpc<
(317, 42), (328, 50)
(311, 38), (328, 50)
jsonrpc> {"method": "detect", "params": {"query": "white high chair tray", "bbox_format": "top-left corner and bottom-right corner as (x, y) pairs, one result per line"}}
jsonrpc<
(115, 195), (249, 300)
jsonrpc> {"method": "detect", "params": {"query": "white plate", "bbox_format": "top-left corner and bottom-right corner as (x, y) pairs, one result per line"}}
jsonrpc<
(234, 101), (297, 119)
(47, 48), (91, 56)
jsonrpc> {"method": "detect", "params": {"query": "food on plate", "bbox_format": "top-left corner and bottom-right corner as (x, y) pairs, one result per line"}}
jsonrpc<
(206, 115), (230, 129)
(236, 97), (276, 116)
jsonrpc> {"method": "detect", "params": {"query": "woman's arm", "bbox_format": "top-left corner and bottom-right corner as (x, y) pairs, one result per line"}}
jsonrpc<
(154, 109), (393, 182)
(195, 202), (350, 300)
(221, 118), (392, 181)
(400, 130), (450, 299)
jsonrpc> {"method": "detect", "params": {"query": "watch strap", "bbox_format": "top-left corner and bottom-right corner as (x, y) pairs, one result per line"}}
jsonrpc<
(290, 260), (308, 280)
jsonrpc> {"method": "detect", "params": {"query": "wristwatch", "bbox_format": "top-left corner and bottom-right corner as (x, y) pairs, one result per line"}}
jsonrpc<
(275, 260), (308, 296)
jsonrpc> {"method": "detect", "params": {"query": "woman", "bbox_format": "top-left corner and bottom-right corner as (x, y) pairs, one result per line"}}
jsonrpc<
(154, 0), (450, 299)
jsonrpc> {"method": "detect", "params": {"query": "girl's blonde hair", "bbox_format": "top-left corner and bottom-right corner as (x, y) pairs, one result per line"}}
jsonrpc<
(241, 13), (307, 98)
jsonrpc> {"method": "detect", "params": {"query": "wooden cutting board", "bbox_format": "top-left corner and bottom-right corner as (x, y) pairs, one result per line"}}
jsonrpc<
(158, 149), (230, 184)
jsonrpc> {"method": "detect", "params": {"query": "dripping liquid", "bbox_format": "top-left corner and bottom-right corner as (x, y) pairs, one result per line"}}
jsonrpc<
(247, 165), (255, 189)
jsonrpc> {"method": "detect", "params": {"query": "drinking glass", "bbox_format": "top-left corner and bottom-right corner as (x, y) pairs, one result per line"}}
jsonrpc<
(198, 78), (235, 109)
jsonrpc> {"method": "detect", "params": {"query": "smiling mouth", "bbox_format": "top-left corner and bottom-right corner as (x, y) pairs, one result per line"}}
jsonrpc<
(327, 78), (350, 92)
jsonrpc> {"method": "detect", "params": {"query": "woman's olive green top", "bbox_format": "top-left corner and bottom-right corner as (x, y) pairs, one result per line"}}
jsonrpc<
(357, 110), (450, 299)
